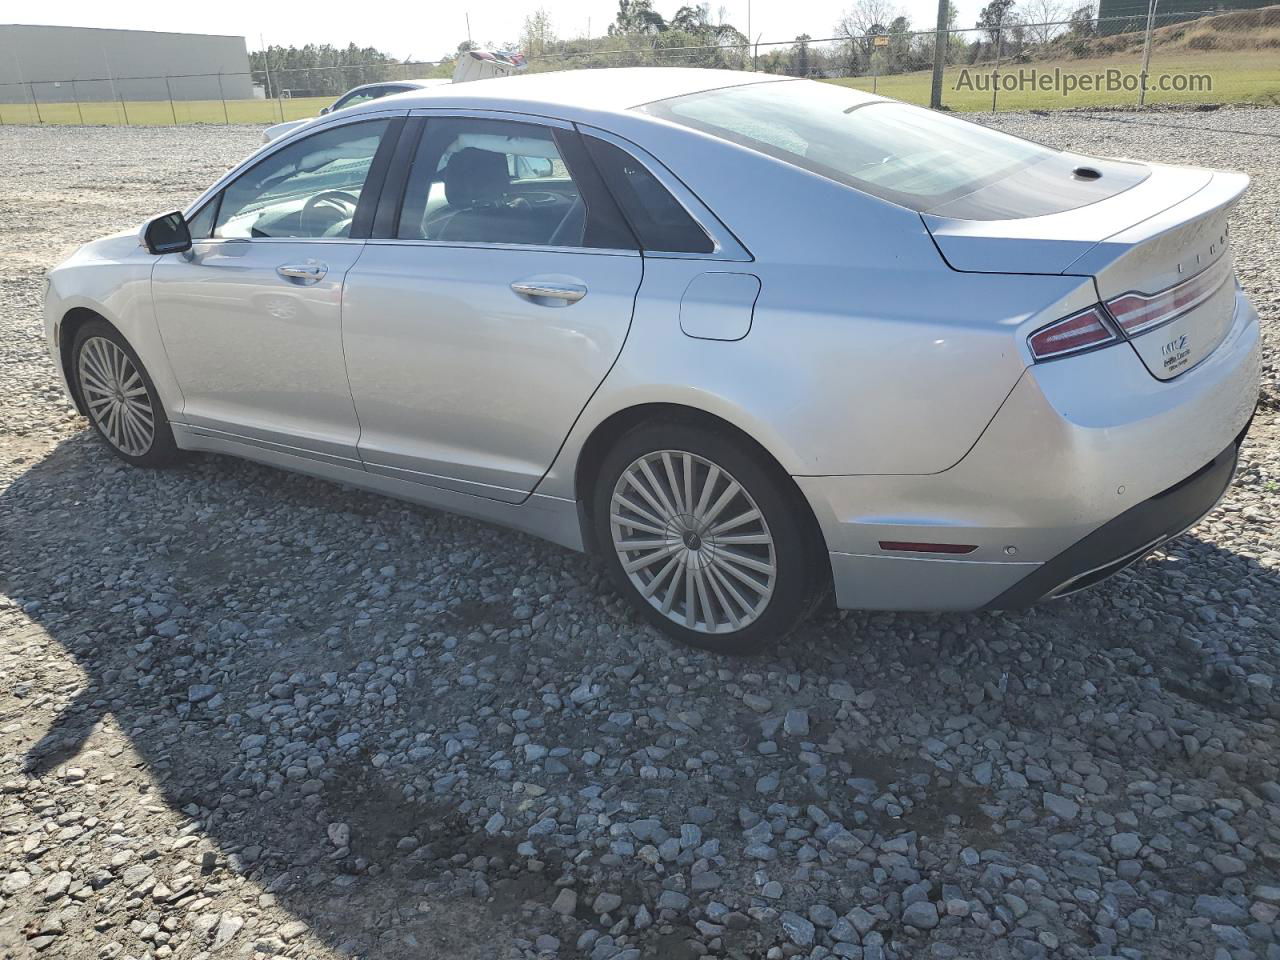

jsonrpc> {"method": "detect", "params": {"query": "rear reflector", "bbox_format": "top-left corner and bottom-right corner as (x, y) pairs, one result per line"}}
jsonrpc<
(1105, 255), (1234, 336)
(879, 541), (978, 555)
(1027, 306), (1117, 361)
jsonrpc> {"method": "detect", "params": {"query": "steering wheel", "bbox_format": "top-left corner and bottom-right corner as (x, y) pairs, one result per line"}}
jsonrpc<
(301, 190), (360, 236)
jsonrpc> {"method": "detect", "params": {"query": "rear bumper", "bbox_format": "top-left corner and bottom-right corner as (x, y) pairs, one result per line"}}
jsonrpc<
(986, 431), (1242, 608)
(799, 288), (1260, 611)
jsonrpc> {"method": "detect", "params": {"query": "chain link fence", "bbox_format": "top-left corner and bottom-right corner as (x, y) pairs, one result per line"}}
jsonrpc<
(1, 6), (1273, 126)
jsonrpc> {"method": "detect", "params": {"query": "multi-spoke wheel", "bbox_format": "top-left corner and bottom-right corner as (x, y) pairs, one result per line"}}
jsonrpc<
(593, 422), (826, 653)
(610, 450), (777, 634)
(71, 320), (180, 467)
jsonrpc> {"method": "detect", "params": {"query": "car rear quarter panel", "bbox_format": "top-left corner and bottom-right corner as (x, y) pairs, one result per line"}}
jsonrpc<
(539, 120), (1101, 493)
(540, 263), (1098, 502)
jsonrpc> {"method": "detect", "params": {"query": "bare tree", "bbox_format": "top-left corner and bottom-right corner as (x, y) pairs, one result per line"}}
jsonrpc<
(521, 8), (558, 58)
(976, 0), (1016, 46)
(837, 0), (907, 54)
(1021, 0), (1068, 45)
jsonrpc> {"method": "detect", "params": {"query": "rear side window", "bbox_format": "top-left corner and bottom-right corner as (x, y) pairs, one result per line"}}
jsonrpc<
(392, 117), (635, 250)
(640, 80), (1067, 216)
(585, 137), (713, 254)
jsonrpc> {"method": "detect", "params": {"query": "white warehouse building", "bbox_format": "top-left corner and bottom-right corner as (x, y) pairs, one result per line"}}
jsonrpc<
(0, 24), (252, 103)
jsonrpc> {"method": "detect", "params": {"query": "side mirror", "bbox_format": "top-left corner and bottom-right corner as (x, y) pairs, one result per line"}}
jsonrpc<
(142, 211), (191, 255)
(319, 106), (331, 115)
(516, 156), (554, 179)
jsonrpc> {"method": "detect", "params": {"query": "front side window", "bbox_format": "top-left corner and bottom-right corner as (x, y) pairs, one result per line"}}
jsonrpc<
(640, 80), (1066, 216)
(185, 200), (217, 241)
(213, 119), (390, 240)
(396, 117), (590, 247)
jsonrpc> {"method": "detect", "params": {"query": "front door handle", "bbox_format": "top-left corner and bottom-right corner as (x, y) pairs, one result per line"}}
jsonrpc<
(277, 261), (327, 283)
(510, 280), (587, 304)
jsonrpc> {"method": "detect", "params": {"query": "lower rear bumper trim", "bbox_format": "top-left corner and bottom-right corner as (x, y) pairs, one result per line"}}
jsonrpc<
(984, 428), (1246, 610)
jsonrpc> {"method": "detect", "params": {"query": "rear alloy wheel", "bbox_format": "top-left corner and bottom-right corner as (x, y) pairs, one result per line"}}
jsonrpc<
(594, 422), (823, 654)
(72, 320), (180, 467)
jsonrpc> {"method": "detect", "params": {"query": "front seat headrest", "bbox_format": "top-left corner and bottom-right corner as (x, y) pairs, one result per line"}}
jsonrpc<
(444, 147), (510, 208)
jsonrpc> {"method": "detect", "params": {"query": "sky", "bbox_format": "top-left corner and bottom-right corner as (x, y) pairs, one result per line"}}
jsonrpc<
(8, 0), (985, 63)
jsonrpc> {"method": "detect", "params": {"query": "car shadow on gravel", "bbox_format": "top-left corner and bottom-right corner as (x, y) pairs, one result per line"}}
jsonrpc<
(4, 434), (1279, 958)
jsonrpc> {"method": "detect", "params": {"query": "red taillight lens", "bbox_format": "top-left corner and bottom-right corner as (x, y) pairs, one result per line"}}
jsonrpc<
(1027, 306), (1116, 361)
(1105, 256), (1233, 336)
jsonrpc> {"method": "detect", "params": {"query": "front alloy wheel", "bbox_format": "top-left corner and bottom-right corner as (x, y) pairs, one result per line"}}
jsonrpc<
(72, 319), (180, 467)
(78, 336), (156, 457)
(594, 422), (825, 654)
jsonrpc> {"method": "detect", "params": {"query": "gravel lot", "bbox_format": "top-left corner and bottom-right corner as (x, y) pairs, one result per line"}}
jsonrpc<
(1, 111), (1279, 960)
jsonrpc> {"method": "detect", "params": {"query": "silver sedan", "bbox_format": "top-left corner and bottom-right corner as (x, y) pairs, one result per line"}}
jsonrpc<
(43, 68), (1261, 653)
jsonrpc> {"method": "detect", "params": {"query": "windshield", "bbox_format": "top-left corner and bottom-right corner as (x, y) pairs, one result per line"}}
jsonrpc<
(639, 80), (1059, 213)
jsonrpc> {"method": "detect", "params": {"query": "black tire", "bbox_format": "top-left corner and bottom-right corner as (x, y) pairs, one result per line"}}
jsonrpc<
(592, 420), (827, 655)
(71, 319), (182, 468)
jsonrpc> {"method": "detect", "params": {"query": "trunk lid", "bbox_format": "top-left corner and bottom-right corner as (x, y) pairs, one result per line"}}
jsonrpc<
(924, 164), (1248, 380)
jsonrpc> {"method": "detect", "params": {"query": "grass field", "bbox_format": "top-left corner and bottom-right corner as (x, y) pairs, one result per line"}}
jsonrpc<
(1, 48), (1276, 125)
(833, 49), (1280, 111)
(0, 95), (333, 127)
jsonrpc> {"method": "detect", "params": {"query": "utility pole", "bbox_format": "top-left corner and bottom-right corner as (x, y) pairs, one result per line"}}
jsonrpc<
(930, 0), (949, 108)
(991, 23), (1003, 112)
(260, 34), (273, 101)
(1138, 0), (1159, 106)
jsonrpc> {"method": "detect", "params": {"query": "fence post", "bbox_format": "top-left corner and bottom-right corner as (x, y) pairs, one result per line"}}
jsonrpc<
(165, 76), (177, 125)
(29, 83), (43, 124)
(1137, 0), (1159, 106)
(217, 72), (229, 125)
(990, 27), (1002, 113)
(930, 0), (949, 108)
(71, 80), (84, 125)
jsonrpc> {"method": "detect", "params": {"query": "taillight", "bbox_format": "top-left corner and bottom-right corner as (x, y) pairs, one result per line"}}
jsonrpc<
(1105, 256), (1233, 336)
(1027, 306), (1117, 361)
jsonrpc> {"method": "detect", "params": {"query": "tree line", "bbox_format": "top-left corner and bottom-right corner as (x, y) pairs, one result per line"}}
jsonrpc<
(250, 0), (1106, 96)
(520, 0), (1103, 78)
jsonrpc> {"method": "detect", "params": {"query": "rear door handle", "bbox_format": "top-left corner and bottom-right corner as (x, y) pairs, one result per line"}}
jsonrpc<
(510, 280), (587, 304)
(277, 261), (327, 283)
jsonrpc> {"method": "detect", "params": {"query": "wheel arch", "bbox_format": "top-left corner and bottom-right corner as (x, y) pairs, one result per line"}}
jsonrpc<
(570, 401), (830, 566)
(58, 306), (111, 416)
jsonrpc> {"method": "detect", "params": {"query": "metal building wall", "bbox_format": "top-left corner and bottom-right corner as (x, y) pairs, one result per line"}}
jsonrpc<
(0, 24), (252, 102)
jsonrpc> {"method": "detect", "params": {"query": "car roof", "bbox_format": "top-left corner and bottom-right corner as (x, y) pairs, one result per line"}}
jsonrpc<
(342, 78), (446, 94)
(349, 67), (801, 120)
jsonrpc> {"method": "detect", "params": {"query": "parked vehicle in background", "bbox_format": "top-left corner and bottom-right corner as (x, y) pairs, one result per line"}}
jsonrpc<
(263, 50), (528, 142)
(262, 79), (451, 142)
(451, 48), (527, 83)
(46, 69), (1260, 654)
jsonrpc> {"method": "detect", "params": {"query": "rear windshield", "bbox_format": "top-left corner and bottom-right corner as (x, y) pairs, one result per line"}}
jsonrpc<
(639, 80), (1060, 214)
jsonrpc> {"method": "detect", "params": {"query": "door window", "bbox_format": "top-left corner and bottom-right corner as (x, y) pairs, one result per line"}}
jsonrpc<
(584, 137), (713, 254)
(396, 117), (624, 248)
(213, 118), (391, 240)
